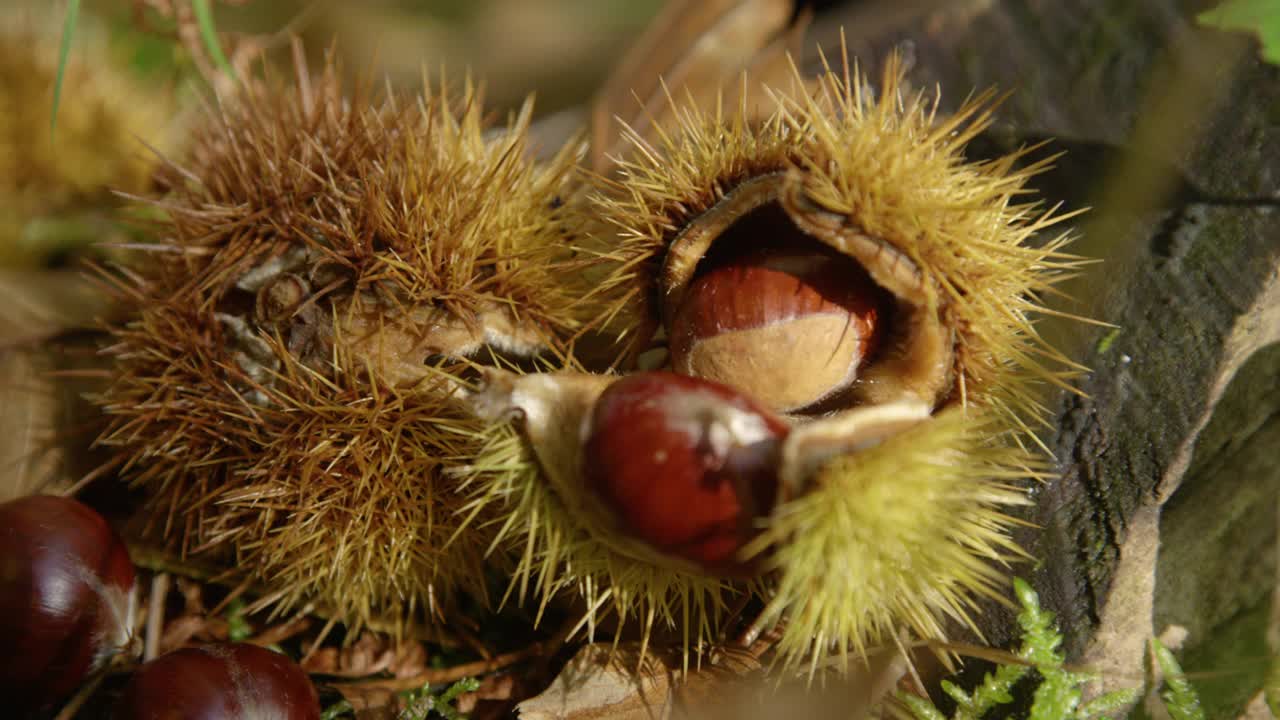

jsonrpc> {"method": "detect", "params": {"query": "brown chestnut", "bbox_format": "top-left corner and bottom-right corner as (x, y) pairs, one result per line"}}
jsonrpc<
(115, 642), (321, 720)
(669, 246), (888, 414)
(0, 494), (138, 714)
(582, 371), (789, 574)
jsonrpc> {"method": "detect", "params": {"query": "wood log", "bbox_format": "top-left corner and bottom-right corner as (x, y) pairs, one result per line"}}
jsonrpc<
(810, 0), (1280, 711)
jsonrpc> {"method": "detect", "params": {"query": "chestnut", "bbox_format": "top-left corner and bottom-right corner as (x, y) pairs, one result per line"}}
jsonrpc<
(669, 245), (888, 413)
(582, 371), (789, 574)
(471, 369), (929, 577)
(115, 642), (321, 720)
(0, 494), (138, 713)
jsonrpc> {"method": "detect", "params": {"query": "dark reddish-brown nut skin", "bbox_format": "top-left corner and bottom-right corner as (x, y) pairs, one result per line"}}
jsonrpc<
(583, 371), (789, 574)
(0, 494), (137, 714)
(669, 246), (887, 413)
(115, 643), (321, 720)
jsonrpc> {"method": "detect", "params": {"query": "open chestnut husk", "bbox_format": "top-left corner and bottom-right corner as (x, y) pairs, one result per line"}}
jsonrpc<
(509, 52), (1088, 668)
(0, 494), (137, 714)
(654, 177), (956, 416)
(115, 643), (320, 720)
(596, 54), (1084, 424)
(469, 368), (932, 577)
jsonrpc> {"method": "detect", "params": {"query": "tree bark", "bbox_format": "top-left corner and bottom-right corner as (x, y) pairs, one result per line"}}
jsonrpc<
(810, 0), (1280, 710)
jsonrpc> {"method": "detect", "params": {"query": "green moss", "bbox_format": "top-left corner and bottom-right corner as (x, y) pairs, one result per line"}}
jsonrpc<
(895, 579), (1235, 720)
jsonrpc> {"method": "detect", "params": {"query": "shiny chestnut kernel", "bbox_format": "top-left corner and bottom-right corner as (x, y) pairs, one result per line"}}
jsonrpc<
(669, 246), (888, 413)
(583, 371), (789, 574)
(0, 495), (137, 714)
(115, 642), (321, 720)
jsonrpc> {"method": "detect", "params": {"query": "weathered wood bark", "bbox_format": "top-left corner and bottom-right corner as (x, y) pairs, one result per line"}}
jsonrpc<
(810, 0), (1280, 711)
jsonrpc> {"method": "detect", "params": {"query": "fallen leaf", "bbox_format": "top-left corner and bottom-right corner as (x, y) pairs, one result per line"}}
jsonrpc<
(457, 672), (519, 715)
(387, 640), (429, 679)
(519, 641), (910, 720)
(328, 682), (398, 715)
(300, 647), (341, 675)
(0, 269), (112, 343)
(517, 643), (675, 720)
(175, 577), (208, 615)
(249, 616), (313, 647)
(0, 349), (64, 500)
(158, 615), (216, 654)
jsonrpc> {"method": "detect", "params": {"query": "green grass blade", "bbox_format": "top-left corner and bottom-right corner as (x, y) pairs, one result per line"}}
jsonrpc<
(191, 0), (238, 82)
(51, 0), (82, 134)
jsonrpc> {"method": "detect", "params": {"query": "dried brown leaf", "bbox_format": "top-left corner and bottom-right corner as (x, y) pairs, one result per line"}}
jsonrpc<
(247, 615), (313, 648)
(175, 577), (207, 615)
(335, 633), (397, 678)
(331, 646), (539, 695)
(298, 632), (426, 680)
(329, 682), (398, 715)
(158, 615), (221, 654)
(474, 672), (518, 703)
(516, 643), (675, 720)
(300, 647), (341, 675)
(0, 270), (114, 501)
(0, 349), (63, 500)
(386, 640), (429, 679)
(519, 640), (911, 720)
(0, 269), (112, 344)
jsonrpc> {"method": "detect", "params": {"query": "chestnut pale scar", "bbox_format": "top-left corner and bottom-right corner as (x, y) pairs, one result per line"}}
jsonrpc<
(670, 248), (886, 412)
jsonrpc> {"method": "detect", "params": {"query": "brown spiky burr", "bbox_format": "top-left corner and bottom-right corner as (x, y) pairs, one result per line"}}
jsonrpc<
(93, 52), (591, 634)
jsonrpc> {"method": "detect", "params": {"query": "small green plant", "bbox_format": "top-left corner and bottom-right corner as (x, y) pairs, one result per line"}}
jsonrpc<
(1198, 0), (1280, 64)
(897, 578), (1216, 720)
(223, 598), (253, 643)
(319, 677), (481, 720)
(400, 677), (481, 720)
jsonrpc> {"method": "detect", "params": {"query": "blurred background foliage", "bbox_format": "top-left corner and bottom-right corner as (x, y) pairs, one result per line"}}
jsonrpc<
(68, 0), (669, 120)
(0, 0), (672, 268)
(199, 0), (667, 114)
